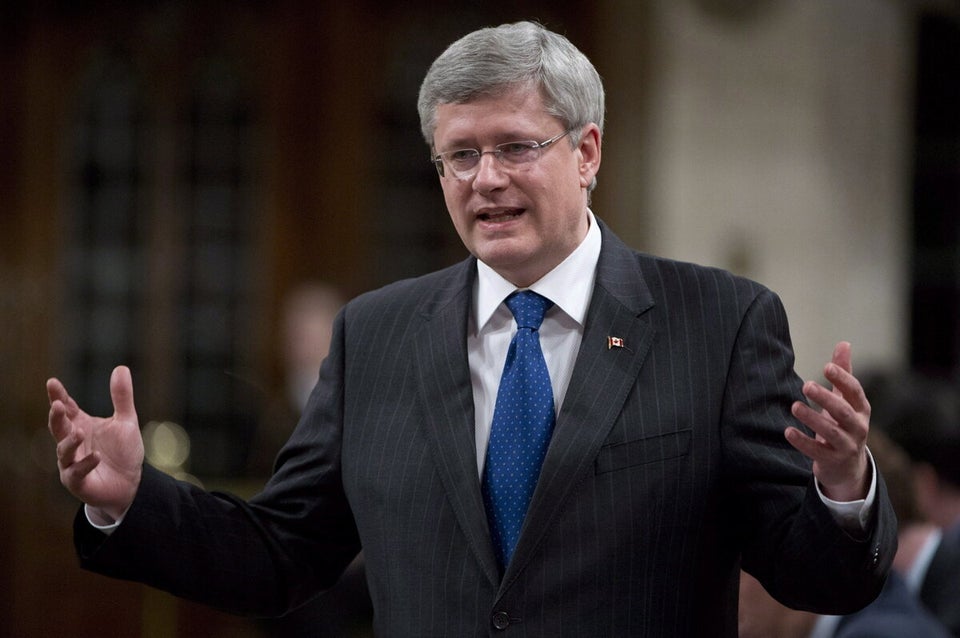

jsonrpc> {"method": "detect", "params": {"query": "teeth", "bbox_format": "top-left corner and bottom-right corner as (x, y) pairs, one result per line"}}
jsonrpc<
(481, 210), (521, 221)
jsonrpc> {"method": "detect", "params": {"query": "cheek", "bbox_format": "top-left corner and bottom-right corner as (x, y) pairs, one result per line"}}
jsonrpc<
(440, 180), (466, 211)
(534, 164), (576, 202)
(440, 186), (461, 220)
(440, 186), (471, 239)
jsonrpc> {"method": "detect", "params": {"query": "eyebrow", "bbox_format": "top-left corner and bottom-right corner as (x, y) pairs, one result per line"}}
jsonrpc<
(438, 131), (544, 150)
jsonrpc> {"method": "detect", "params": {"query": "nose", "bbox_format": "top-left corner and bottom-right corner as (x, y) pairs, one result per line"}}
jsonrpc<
(471, 152), (509, 194)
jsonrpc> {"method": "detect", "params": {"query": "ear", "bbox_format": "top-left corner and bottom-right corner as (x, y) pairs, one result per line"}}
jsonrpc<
(576, 123), (602, 190)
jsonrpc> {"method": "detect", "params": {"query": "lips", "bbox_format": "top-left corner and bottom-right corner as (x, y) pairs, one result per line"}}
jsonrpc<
(476, 208), (524, 222)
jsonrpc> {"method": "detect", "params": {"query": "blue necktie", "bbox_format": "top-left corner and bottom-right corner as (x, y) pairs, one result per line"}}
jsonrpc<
(482, 290), (556, 568)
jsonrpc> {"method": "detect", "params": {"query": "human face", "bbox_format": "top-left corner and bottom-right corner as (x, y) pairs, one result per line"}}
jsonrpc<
(432, 87), (601, 288)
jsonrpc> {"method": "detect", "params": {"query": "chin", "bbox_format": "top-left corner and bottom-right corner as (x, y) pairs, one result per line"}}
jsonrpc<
(477, 246), (534, 270)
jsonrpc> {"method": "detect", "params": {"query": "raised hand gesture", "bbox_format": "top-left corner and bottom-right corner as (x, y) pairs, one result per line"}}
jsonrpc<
(47, 365), (144, 523)
(785, 342), (871, 502)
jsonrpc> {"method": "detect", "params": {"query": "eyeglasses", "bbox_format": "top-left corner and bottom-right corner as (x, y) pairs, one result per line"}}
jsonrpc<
(431, 130), (571, 180)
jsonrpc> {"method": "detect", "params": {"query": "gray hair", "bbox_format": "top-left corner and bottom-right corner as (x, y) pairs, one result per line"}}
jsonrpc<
(417, 21), (605, 148)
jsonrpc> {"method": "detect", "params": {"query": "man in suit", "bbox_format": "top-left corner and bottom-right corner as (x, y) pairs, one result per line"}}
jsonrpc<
(48, 21), (896, 637)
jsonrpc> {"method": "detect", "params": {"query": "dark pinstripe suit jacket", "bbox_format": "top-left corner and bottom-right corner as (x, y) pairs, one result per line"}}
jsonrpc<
(75, 221), (896, 637)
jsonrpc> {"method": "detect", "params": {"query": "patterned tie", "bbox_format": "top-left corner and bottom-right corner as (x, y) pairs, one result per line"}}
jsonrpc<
(482, 290), (556, 569)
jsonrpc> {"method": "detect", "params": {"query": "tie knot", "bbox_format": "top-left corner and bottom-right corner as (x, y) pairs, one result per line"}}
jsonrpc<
(505, 290), (552, 330)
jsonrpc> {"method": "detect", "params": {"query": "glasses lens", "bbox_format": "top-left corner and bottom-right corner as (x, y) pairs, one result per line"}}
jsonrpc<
(497, 142), (539, 165)
(447, 149), (480, 174)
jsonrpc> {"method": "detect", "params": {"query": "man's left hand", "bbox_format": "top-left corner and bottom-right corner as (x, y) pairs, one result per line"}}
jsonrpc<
(785, 341), (870, 502)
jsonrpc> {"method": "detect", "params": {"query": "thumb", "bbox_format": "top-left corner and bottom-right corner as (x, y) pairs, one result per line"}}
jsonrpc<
(110, 365), (138, 422)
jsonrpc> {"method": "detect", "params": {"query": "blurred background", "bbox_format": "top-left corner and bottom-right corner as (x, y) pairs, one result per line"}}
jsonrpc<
(1, 0), (958, 636)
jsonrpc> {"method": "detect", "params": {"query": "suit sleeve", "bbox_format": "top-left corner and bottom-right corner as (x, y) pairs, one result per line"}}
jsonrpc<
(73, 308), (361, 617)
(721, 287), (897, 614)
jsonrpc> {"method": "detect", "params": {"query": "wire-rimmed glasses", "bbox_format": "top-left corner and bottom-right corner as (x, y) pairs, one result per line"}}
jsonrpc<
(431, 130), (571, 180)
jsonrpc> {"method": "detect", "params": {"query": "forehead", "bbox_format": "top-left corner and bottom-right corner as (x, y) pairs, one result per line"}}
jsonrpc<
(433, 87), (557, 147)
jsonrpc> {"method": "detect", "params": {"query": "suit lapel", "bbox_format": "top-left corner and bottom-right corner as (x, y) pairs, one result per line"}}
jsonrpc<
(502, 224), (657, 587)
(412, 258), (501, 587)
(410, 225), (657, 590)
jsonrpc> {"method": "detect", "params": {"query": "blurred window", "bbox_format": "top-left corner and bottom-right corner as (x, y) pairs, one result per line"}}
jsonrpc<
(65, 52), (259, 478)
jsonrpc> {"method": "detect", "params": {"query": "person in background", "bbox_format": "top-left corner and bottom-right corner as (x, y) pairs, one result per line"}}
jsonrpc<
(47, 21), (896, 637)
(738, 567), (950, 638)
(247, 282), (346, 478)
(739, 428), (951, 638)
(868, 370), (960, 636)
(251, 282), (373, 638)
(281, 283), (346, 414)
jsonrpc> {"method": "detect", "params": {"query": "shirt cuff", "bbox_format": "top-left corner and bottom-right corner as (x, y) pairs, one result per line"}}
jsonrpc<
(815, 447), (877, 534)
(84, 504), (124, 535)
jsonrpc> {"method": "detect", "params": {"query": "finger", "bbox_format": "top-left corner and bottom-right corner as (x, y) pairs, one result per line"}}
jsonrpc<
(785, 420), (852, 466)
(831, 341), (852, 375)
(48, 400), (73, 443)
(784, 425), (827, 460)
(799, 380), (842, 421)
(55, 428), (84, 467)
(794, 392), (863, 452)
(62, 451), (101, 488)
(792, 399), (840, 442)
(46, 377), (64, 404)
(47, 377), (81, 418)
(802, 378), (862, 426)
(47, 377), (73, 409)
(822, 362), (869, 415)
(110, 365), (137, 422)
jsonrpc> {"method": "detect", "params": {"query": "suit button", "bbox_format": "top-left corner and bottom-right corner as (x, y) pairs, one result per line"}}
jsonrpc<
(492, 611), (511, 630)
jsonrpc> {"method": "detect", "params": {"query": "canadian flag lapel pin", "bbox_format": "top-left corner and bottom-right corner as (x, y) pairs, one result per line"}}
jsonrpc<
(607, 336), (624, 350)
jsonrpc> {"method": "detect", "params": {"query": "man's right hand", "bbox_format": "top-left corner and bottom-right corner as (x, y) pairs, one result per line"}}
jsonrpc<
(47, 365), (144, 523)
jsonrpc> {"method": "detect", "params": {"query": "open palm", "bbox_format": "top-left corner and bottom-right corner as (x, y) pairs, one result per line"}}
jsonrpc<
(786, 342), (871, 502)
(47, 366), (144, 520)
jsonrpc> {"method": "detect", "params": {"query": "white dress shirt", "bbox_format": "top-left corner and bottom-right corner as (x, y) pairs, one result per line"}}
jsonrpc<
(469, 209), (601, 477)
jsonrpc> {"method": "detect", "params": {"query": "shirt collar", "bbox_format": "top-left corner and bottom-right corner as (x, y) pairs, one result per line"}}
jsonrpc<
(474, 209), (601, 331)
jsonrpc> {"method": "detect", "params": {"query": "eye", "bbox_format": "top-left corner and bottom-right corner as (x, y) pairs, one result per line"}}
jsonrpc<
(499, 142), (536, 156)
(448, 149), (479, 163)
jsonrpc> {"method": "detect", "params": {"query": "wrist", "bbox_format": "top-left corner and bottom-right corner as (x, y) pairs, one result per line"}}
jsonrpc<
(88, 483), (138, 525)
(820, 453), (872, 503)
(85, 503), (127, 528)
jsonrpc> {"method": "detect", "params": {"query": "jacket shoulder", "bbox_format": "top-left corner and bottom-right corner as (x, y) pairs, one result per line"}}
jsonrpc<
(344, 258), (474, 320)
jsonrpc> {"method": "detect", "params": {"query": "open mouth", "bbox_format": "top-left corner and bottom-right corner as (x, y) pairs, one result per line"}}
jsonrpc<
(477, 208), (524, 222)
